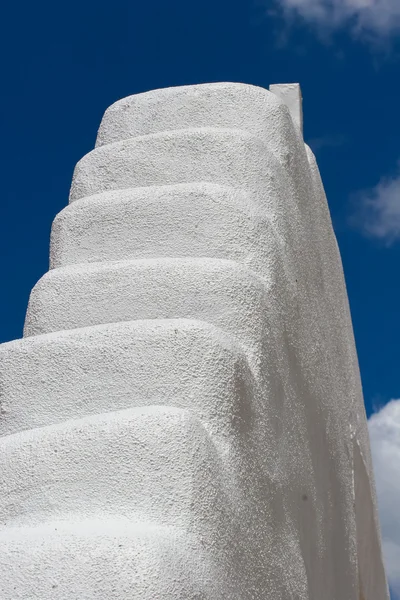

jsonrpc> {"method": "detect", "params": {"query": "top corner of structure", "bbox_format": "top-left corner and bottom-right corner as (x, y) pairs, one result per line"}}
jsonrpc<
(268, 82), (303, 136)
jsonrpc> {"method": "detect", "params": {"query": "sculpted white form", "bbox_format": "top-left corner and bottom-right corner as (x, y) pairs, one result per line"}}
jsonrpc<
(0, 82), (389, 599)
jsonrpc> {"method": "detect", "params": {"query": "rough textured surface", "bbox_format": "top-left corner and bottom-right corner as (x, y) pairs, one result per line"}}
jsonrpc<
(50, 183), (280, 271)
(0, 81), (389, 599)
(0, 319), (255, 444)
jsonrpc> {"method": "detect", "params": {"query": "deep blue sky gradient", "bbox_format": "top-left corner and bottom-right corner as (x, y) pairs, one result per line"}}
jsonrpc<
(1, 0), (399, 419)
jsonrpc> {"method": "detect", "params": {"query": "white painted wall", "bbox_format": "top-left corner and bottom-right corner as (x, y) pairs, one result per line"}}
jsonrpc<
(0, 82), (389, 599)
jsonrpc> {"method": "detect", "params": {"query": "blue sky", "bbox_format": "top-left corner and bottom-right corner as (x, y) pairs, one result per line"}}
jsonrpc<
(0, 0), (399, 595)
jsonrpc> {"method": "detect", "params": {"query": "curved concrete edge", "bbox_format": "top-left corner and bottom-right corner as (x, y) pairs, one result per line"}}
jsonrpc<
(304, 144), (337, 235)
(305, 143), (377, 497)
(353, 439), (390, 600)
(95, 82), (293, 151)
(304, 143), (389, 599)
(69, 127), (291, 203)
(0, 521), (227, 600)
(50, 183), (282, 273)
(24, 257), (273, 357)
(0, 318), (258, 443)
(0, 405), (229, 531)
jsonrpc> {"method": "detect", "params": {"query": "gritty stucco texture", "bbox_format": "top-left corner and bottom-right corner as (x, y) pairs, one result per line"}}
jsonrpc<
(0, 82), (389, 599)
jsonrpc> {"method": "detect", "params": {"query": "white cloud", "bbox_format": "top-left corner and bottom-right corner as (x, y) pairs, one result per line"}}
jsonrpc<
(307, 133), (348, 153)
(277, 0), (400, 36)
(368, 399), (400, 597)
(352, 166), (400, 244)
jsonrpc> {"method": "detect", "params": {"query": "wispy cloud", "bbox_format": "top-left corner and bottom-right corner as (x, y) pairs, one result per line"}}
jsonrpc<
(276, 0), (400, 37)
(351, 164), (400, 244)
(307, 133), (348, 153)
(369, 400), (400, 597)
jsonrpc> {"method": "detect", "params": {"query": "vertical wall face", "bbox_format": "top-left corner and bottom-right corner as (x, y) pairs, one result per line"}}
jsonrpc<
(0, 82), (389, 599)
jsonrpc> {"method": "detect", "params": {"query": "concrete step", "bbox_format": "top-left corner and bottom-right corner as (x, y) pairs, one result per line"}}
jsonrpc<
(0, 520), (229, 599)
(95, 82), (297, 164)
(24, 258), (272, 359)
(0, 405), (227, 530)
(50, 183), (282, 276)
(69, 127), (291, 204)
(0, 319), (255, 440)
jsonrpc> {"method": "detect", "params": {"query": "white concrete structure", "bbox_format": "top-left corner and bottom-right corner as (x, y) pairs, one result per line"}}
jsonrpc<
(0, 82), (389, 599)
